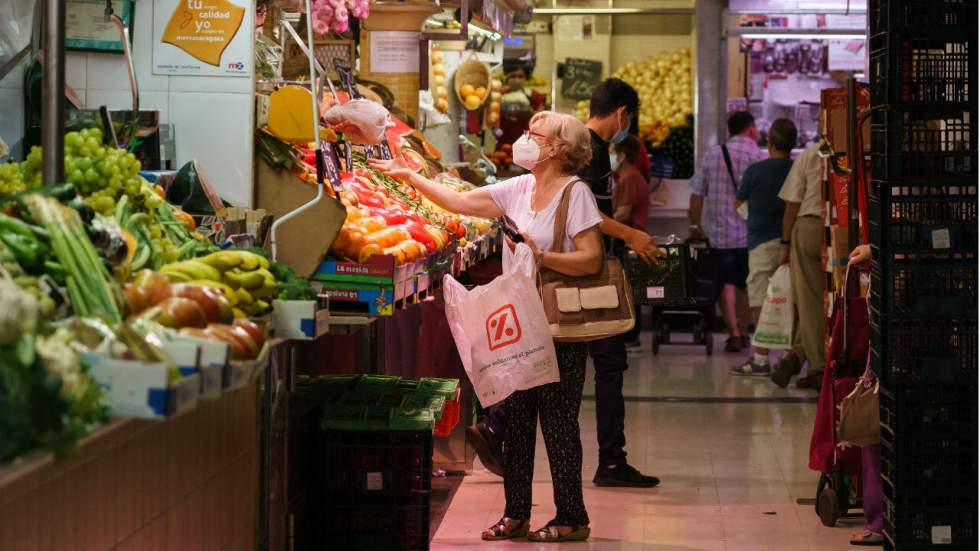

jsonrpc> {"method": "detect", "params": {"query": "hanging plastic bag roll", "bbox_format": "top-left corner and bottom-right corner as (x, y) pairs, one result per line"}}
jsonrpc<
(443, 243), (560, 407)
(751, 265), (793, 350)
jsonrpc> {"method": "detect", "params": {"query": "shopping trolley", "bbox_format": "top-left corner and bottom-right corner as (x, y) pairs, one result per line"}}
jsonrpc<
(624, 239), (715, 355)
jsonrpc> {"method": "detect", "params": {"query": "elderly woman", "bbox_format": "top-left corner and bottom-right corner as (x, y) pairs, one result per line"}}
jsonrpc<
(370, 111), (601, 542)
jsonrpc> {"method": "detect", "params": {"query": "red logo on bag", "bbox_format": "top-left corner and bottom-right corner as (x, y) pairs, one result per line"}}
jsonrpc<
(486, 304), (522, 351)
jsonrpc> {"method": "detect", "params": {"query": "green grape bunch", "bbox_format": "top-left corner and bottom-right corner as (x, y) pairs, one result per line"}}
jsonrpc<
(62, 128), (145, 215)
(0, 147), (43, 196)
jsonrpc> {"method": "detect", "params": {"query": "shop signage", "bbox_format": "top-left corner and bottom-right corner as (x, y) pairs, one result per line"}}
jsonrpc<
(151, 0), (251, 77)
(560, 58), (602, 100)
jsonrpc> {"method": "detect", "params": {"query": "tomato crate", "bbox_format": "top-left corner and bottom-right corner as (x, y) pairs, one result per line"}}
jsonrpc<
(323, 428), (433, 495)
(881, 435), (977, 500)
(883, 486), (977, 549)
(879, 385), (978, 446)
(325, 492), (430, 551)
(624, 244), (696, 307)
(870, 107), (976, 182)
(432, 387), (461, 438)
(869, 181), (977, 254)
(869, 16), (976, 107)
(871, 314), (977, 386)
(869, 257), (977, 318)
(870, 0), (978, 33)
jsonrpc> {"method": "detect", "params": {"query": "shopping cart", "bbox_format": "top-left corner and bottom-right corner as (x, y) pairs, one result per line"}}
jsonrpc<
(624, 239), (714, 355)
(810, 267), (868, 527)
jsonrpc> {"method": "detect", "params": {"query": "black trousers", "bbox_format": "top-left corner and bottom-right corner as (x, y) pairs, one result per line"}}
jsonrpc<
(503, 342), (589, 525)
(483, 334), (630, 468)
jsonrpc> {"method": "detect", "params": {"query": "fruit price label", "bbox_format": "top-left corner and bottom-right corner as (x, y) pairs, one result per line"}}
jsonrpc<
(319, 141), (343, 193)
(332, 57), (360, 99)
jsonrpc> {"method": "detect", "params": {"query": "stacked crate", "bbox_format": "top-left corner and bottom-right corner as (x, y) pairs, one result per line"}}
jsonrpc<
(868, 1), (978, 549)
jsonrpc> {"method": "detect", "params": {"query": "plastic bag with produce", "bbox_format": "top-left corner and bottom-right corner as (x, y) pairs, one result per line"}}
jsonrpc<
(324, 98), (389, 144)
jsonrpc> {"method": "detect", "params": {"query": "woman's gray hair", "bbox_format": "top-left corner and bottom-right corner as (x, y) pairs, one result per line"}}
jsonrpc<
(529, 111), (593, 175)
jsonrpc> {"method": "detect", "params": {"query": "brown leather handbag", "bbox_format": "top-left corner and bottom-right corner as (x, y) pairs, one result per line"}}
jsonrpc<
(537, 182), (635, 342)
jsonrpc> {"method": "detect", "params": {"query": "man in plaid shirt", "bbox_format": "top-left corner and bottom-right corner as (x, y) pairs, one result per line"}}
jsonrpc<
(688, 112), (768, 352)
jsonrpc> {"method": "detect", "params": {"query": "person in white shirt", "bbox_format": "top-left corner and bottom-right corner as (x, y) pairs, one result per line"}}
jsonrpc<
(370, 111), (601, 543)
(771, 144), (825, 390)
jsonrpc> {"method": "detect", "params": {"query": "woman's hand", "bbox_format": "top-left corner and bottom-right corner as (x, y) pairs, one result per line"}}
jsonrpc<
(505, 231), (542, 264)
(848, 244), (872, 268)
(626, 229), (666, 265)
(368, 157), (416, 182)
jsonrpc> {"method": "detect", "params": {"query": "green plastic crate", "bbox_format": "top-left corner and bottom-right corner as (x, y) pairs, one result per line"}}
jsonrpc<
(388, 406), (435, 431)
(418, 377), (459, 398)
(321, 403), (368, 430)
(355, 374), (402, 391)
(403, 393), (446, 420)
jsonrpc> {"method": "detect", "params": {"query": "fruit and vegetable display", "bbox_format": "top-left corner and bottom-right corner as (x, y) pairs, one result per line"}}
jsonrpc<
(610, 47), (693, 146)
(431, 48), (450, 114)
(658, 116), (695, 179)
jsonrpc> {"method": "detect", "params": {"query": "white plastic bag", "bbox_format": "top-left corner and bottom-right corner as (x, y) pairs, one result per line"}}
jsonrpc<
(751, 265), (793, 350)
(443, 243), (559, 407)
(323, 98), (389, 144)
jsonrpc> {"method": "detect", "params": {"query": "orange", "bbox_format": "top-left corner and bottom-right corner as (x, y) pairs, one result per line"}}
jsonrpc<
(358, 244), (383, 264)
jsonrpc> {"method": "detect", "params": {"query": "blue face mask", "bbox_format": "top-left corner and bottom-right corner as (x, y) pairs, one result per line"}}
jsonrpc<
(611, 118), (630, 144)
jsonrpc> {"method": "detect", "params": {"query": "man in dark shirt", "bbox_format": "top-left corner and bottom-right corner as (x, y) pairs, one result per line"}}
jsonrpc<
(732, 118), (797, 376)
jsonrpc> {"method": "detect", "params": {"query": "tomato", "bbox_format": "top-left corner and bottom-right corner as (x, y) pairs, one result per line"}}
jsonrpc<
(377, 209), (408, 226)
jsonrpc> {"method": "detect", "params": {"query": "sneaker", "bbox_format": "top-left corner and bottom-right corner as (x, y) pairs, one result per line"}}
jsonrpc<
(771, 352), (802, 388)
(724, 336), (744, 353)
(731, 358), (772, 376)
(593, 463), (660, 488)
(467, 422), (504, 477)
(796, 372), (823, 391)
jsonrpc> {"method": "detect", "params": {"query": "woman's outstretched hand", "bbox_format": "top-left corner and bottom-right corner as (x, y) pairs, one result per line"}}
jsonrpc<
(368, 157), (416, 182)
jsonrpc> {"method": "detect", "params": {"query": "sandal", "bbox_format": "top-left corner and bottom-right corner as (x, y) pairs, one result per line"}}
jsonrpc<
(527, 522), (591, 542)
(482, 517), (529, 541)
(850, 531), (884, 546)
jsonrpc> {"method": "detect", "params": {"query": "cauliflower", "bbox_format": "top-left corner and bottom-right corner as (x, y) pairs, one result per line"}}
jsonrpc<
(0, 278), (38, 346)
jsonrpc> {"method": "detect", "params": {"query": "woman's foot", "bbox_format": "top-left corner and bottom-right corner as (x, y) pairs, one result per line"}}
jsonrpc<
(481, 517), (529, 541)
(850, 531), (884, 546)
(527, 521), (591, 542)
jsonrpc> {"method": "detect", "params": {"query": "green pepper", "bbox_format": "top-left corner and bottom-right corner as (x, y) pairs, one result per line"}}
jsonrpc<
(0, 213), (34, 238)
(0, 233), (39, 268)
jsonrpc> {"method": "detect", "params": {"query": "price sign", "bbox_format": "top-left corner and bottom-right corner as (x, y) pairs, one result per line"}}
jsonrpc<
(560, 58), (602, 100)
(377, 137), (393, 160)
(333, 57), (361, 98)
(320, 141), (343, 194)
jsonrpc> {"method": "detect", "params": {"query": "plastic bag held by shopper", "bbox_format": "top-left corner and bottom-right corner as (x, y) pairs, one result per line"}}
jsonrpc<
(323, 98), (388, 144)
(443, 243), (560, 407)
(751, 265), (793, 350)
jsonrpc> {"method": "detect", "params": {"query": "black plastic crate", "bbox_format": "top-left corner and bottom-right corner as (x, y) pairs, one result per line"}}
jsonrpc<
(870, 36), (975, 107)
(869, 258), (977, 317)
(884, 487), (977, 548)
(880, 385), (978, 444)
(326, 492), (430, 551)
(323, 429), (433, 496)
(869, 181), (978, 253)
(871, 314), (978, 386)
(870, 0), (978, 35)
(624, 244), (695, 306)
(871, 107), (976, 182)
(881, 434), (977, 500)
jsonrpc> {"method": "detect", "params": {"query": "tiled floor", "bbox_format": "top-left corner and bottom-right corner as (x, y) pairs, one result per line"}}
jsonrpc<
(432, 331), (865, 550)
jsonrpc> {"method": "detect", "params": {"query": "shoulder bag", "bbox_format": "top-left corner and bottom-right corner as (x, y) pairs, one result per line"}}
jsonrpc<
(722, 145), (749, 220)
(537, 181), (635, 342)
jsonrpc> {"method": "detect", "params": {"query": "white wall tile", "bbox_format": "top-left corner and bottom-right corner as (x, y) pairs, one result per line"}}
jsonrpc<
(65, 52), (88, 91)
(0, 88), (26, 158)
(0, 58), (28, 90)
(169, 91), (253, 207)
(168, 74), (254, 94)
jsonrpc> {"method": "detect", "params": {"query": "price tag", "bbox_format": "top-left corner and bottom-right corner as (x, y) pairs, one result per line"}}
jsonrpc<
(342, 141), (353, 171)
(320, 141), (343, 193)
(646, 287), (665, 299)
(931, 228), (951, 249)
(931, 526), (952, 545)
(377, 137), (393, 160)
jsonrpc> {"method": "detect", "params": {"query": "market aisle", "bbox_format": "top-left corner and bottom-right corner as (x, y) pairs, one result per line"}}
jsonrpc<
(432, 331), (862, 550)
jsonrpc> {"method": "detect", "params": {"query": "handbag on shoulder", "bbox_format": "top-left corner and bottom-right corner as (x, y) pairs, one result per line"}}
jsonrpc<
(537, 182), (635, 342)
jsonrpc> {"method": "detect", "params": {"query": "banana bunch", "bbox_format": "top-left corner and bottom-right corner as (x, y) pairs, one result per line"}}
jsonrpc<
(161, 250), (277, 317)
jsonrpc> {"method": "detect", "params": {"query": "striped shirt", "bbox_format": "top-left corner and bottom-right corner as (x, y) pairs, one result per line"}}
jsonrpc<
(689, 136), (768, 249)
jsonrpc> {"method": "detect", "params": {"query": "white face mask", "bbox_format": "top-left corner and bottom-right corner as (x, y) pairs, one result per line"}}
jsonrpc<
(512, 134), (547, 170)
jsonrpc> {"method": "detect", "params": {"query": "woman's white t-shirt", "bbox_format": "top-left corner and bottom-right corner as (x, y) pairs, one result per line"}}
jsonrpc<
(488, 174), (603, 256)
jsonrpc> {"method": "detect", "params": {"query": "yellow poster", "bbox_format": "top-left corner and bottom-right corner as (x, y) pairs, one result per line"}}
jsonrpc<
(161, 0), (245, 67)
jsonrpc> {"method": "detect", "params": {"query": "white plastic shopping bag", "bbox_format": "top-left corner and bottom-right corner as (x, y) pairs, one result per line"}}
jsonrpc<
(751, 265), (794, 350)
(443, 243), (560, 407)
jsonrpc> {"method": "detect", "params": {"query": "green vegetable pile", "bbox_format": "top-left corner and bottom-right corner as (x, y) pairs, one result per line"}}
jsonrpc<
(247, 247), (317, 301)
(661, 115), (694, 179)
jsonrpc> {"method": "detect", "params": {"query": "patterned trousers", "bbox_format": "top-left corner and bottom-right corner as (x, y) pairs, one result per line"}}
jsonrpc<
(503, 342), (590, 526)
